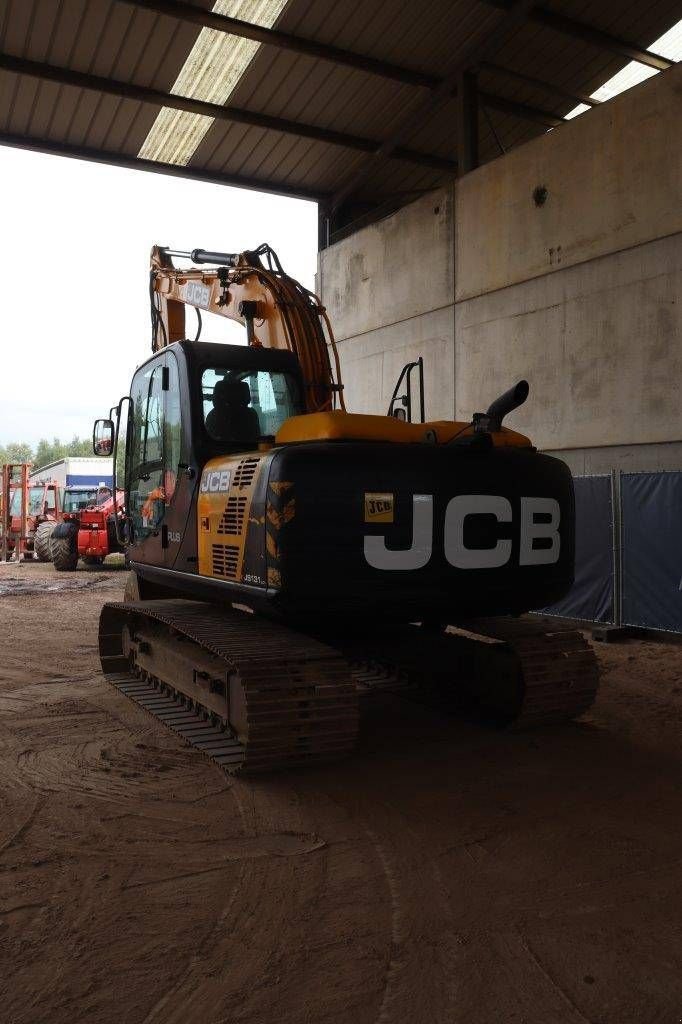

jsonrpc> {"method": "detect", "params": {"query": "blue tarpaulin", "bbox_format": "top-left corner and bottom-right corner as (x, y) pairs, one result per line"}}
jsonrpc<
(621, 472), (682, 633)
(541, 475), (614, 624)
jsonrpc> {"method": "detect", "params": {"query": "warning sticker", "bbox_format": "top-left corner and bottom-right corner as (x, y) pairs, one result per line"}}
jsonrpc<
(364, 492), (394, 523)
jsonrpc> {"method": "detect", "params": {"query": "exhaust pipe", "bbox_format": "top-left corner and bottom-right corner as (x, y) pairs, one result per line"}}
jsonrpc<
(475, 380), (529, 433)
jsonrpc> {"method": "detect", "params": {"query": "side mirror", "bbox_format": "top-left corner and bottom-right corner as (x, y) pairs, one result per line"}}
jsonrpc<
(93, 419), (114, 457)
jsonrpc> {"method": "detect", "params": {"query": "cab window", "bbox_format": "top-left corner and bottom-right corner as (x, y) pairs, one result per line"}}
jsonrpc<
(63, 488), (98, 512)
(128, 361), (165, 539)
(31, 487), (56, 514)
(164, 353), (182, 503)
(201, 367), (301, 443)
(127, 352), (184, 540)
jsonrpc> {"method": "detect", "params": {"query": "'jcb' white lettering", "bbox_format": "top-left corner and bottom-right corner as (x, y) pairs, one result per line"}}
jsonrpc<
(200, 469), (231, 493)
(364, 495), (433, 570)
(519, 497), (560, 565)
(363, 494), (561, 570)
(444, 495), (512, 569)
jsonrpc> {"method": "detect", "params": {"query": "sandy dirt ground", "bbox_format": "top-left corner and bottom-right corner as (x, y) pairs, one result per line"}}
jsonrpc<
(1, 561), (681, 1024)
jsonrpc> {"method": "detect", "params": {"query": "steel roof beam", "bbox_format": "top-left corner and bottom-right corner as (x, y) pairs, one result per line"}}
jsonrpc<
(0, 131), (328, 201)
(478, 62), (600, 108)
(479, 90), (563, 127)
(114, 2), (634, 139)
(533, 7), (674, 72)
(120, 0), (675, 87)
(328, 0), (539, 212)
(0, 53), (456, 172)
(119, 0), (441, 89)
(481, 1), (674, 72)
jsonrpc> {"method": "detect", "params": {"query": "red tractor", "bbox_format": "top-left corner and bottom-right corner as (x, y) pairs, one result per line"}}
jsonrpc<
(1, 463), (61, 561)
(51, 486), (125, 571)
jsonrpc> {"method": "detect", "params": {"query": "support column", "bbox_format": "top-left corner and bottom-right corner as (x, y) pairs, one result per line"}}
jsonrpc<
(457, 70), (479, 174)
(317, 204), (330, 252)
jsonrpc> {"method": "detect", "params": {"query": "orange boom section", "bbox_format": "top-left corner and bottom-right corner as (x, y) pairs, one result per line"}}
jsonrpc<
(149, 245), (344, 415)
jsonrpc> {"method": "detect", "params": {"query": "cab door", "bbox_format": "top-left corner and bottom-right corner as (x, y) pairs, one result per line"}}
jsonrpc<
(160, 349), (195, 570)
(126, 350), (191, 570)
(126, 355), (166, 567)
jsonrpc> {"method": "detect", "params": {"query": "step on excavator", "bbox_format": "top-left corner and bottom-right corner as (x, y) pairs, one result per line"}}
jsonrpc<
(95, 244), (598, 774)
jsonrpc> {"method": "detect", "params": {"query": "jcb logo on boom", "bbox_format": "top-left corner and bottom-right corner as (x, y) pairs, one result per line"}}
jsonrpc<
(363, 494), (560, 571)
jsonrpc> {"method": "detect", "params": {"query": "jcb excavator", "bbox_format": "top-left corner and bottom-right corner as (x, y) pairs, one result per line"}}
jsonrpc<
(96, 244), (598, 773)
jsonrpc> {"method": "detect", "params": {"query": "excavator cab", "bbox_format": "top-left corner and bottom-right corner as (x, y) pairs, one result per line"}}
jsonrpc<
(110, 341), (304, 576)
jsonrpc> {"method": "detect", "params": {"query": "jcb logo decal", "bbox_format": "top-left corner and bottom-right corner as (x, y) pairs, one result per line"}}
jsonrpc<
(364, 494), (560, 570)
(184, 281), (211, 308)
(200, 470), (231, 493)
(364, 492), (394, 523)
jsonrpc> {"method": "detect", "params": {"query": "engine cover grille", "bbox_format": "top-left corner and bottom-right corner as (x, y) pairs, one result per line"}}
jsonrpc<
(217, 496), (247, 536)
(212, 543), (239, 579)
(233, 458), (260, 488)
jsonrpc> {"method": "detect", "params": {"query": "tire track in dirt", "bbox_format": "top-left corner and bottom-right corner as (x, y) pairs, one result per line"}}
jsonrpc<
(308, 778), (465, 1024)
(128, 774), (397, 1024)
(0, 793), (45, 857)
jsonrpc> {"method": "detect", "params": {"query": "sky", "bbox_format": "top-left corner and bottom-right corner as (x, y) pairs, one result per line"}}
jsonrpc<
(0, 145), (318, 448)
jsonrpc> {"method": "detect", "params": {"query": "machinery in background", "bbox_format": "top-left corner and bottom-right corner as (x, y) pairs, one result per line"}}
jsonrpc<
(51, 485), (125, 571)
(30, 456), (113, 492)
(62, 484), (105, 513)
(94, 244), (599, 775)
(1, 463), (61, 561)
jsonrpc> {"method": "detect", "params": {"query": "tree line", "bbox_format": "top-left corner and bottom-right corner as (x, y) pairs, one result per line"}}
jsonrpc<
(0, 436), (93, 470)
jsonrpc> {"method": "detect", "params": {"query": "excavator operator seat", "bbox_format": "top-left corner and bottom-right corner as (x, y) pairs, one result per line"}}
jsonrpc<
(206, 376), (260, 443)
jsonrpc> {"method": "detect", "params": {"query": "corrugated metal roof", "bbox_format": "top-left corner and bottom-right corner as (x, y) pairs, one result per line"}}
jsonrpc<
(0, 0), (205, 156)
(1, 0), (680, 221)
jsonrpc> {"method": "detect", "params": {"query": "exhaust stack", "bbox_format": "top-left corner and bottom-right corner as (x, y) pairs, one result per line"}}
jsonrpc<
(475, 380), (529, 433)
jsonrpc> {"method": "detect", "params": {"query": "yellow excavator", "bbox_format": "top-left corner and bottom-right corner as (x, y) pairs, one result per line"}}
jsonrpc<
(95, 244), (598, 773)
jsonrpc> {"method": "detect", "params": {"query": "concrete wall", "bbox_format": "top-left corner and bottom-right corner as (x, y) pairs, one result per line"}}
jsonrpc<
(318, 189), (455, 420)
(456, 65), (682, 301)
(318, 63), (682, 470)
(456, 231), (682, 449)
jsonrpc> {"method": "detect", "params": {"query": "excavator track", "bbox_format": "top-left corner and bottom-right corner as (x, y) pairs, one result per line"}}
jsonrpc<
(453, 617), (599, 728)
(331, 618), (599, 728)
(98, 600), (359, 774)
(99, 601), (598, 776)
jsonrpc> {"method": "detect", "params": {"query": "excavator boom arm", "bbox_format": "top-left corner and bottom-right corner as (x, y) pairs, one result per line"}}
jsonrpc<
(149, 244), (344, 413)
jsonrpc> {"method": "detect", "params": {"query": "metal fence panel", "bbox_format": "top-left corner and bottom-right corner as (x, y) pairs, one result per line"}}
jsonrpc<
(541, 474), (614, 623)
(621, 471), (682, 633)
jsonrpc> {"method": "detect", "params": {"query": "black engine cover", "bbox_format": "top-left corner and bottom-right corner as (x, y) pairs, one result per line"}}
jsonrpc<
(260, 442), (574, 623)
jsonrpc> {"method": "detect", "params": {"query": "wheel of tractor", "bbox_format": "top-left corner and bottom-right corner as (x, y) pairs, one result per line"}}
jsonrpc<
(51, 523), (79, 572)
(34, 521), (56, 562)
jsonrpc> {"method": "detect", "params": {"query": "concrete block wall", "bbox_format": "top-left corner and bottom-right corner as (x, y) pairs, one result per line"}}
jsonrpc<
(317, 190), (455, 421)
(318, 62), (682, 471)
